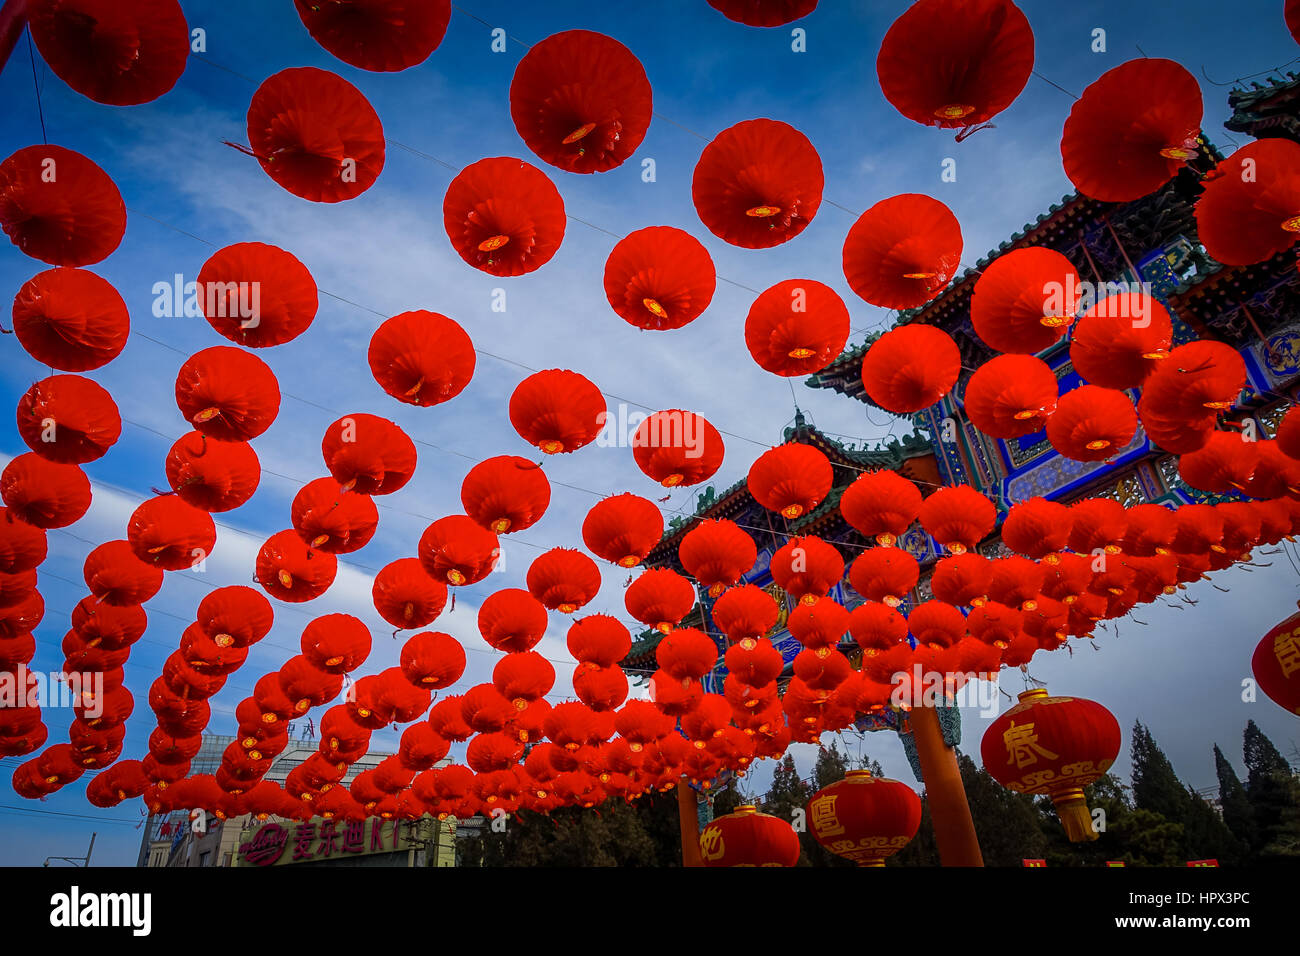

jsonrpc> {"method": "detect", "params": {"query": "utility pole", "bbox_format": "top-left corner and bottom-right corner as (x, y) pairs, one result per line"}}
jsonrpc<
(43, 832), (96, 868)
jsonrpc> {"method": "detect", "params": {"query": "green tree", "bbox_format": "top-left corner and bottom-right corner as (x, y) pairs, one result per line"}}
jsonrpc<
(1182, 786), (1246, 866)
(951, 752), (1047, 866)
(892, 794), (940, 866)
(1215, 743), (1257, 850)
(813, 739), (850, 790)
(1131, 721), (1189, 821)
(459, 788), (684, 867)
(1243, 720), (1300, 861)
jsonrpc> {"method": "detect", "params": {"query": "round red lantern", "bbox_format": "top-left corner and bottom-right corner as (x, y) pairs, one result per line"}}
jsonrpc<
(980, 687), (1121, 842)
(806, 770), (921, 866)
(1252, 608), (1300, 717)
(699, 805), (800, 867)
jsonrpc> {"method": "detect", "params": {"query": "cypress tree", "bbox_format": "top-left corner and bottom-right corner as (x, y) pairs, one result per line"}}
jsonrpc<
(1243, 720), (1300, 861)
(1131, 720), (1190, 822)
(1214, 743), (1257, 850)
(1182, 786), (1246, 866)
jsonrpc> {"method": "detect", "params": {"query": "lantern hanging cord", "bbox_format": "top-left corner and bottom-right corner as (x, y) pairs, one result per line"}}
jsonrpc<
(24, 29), (46, 145)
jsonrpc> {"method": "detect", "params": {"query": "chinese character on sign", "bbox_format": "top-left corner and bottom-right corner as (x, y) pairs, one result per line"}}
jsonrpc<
(810, 795), (845, 837)
(341, 819), (365, 853)
(1186, 859), (1219, 867)
(1275, 630), (1300, 679)
(1003, 721), (1059, 770)
(1105, 861), (1126, 867)
(318, 819), (341, 858)
(292, 822), (316, 861)
(1022, 859), (1047, 867)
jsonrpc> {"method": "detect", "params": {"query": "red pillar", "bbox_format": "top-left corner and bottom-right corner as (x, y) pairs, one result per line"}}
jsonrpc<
(677, 780), (704, 867)
(911, 704), (984, 867)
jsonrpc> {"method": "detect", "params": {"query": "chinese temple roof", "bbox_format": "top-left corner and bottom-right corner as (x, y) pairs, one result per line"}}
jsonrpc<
(1226, 70), (1300, 141)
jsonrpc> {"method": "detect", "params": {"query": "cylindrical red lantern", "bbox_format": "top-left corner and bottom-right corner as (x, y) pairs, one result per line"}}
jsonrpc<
(806, 770), (921, 866)
(699, 805), (800, 867)
(980, 687), (1121, 842)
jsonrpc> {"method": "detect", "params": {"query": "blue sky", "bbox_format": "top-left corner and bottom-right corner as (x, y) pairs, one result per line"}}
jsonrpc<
(2, 0), (1299, 865)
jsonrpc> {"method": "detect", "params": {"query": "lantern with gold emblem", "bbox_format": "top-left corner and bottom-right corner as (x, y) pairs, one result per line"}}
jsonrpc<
(698, 805), (800, 867)
(1252, 607), (1300, 717)
(806, 770), (921, 866)
(981, 687), (1121, 842)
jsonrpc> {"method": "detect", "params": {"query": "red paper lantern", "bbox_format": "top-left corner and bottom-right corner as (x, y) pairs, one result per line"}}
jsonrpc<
(706, 0), (817, 27)
(678, 519), (758, 597)
(84, 539), (163, 606)
(0, 145), (126, 266)
(510, 30), (652, 174)
(970, 248), (1078, 354)
(175, 347), (280, 442)
(655, 627), (717, 681)
(290, 477), (378, 553)
(964, 355), (1058, 439)
(700, 805), (800, 866)
(477, 589), (548, 654)
(0, 454), (91, 529)
(625, 567), (696, 633)
(1061, 59), (1203, 202)
(1195, 139), (1300, 265)
(1070, 292), (1173, 390)
(807, 770), (922, 865)
(321, 413), (416, 495)
(368, 310), (475, 407)
(839, 470), (922, 546)
(711, 584), (779, 642)
(632, 409), (725, 487)
(566, 615), (632, 667)
(771, 535), (844, 605)
(372, 558), (447, 630)
(603, 227), (716, 331)
(399, 631), (465, 689)
(293, 0), (450, 72)
(11, 267), (129, 370)
(509, 369), (605, 455)
(127, 494), (217, 571)
(166, 431), (260, 513)
(17, 374), (121, 464)
(692, 119), (823, 249)
(744, 279), (849, 376)
(300, 614), (371, 675)
(581, 493), (663, 568)
(419, 515), (500, 586)
(244, 67), (385, 202)
(197, 242), (318, 348)
(919, 486), (996, 554)
(981, 687), (1121, 841)
(443, 157), (566, 276)
(255, 530), (336, 603)
(29, 0), (189, 105)
(849, 547), (919, 607)
(461, 456), (551, 534)
(747, 443), (833, 519)
(1252, 608), (1300, 717)
(1001, 498), (1071, 559)
(526, 548), (601, 614)
(860, 324), (960, 414)
(843, 194), (962, 310)
(1046, 385), (1137, 462)
(876, 0), (1034, 129)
